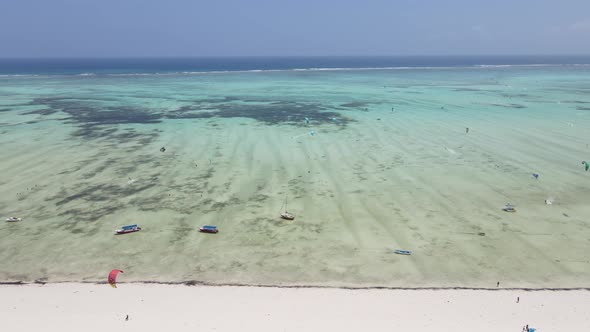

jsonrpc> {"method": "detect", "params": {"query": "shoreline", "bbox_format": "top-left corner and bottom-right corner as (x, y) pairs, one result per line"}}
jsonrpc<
(3, 280), (590, 291)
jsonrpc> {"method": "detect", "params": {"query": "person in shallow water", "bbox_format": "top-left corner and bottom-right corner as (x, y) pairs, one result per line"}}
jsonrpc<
(160, 147), (166, 152)
(583, 161), (589, 171)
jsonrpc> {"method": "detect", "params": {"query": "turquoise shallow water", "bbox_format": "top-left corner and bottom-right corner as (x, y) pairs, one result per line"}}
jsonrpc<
(1, 65), (590, 287)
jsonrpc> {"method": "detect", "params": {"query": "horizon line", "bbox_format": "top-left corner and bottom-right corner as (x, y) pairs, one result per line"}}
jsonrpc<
(1, 54), (590, 60)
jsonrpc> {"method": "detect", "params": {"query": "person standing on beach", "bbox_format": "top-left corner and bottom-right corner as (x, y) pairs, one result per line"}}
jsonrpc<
(517, 297), (519, 303)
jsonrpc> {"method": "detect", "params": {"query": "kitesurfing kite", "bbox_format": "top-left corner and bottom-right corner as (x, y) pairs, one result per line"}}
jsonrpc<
(108, 269), (123, 288)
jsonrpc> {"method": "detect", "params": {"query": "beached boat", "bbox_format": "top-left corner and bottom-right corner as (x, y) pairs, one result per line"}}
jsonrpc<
(394, 249), (412, 255)
(199, 225), (218, 234)
(502, 204), (517, 212)
(5, 217), (22, 222)
(115, 224), (141, 235)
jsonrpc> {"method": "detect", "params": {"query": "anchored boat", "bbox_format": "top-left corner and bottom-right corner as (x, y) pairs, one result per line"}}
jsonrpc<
(279, 193), (295, 220)
(5, 217), (21, 222)
(280, 211), (295, 220)
(115, 224), (141, 235)
(502, 203), (517, 212)
(199, 225), (219, 234)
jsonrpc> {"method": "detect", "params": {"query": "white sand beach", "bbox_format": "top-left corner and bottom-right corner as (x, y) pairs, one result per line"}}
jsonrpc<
(1, 283), (589, 332)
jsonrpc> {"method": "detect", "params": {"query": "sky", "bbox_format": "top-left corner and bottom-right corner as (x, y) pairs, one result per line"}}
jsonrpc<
(0, 0), (589, 57)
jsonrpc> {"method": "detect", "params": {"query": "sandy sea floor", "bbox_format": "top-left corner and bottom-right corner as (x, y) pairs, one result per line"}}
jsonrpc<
(1, 67), (589, 287)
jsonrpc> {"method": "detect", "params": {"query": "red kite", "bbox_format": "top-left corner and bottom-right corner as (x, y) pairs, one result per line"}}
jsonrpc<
(108, 269), (123, 288)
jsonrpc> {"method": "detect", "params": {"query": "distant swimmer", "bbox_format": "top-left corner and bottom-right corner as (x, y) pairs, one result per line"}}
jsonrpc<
(160, 147), (166, 152)
(532, 173), (539, 180)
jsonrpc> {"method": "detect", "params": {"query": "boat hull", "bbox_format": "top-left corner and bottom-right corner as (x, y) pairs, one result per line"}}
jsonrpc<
(280, 213), (295, 220)
(115, 228), (141, 235)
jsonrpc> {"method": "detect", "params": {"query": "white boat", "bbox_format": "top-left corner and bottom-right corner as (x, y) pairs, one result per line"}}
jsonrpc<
(280, 212), (295, 220)
(6, 217), (22, 222)
(279, 193), (295, 220)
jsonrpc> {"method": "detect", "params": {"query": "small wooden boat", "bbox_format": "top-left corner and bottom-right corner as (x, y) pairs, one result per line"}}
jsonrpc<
(199, 225), (218, 234)
(502, 204), (517, 212)
(279, 193), (295, 220)
(5, 217), (22, 222)
(394, 249), (412, 255)
(280, 212), (295, 220)
(115, 224), (141, 235)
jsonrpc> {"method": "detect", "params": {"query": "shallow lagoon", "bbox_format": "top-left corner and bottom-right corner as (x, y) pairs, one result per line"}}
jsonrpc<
(1, 65), (589, 287)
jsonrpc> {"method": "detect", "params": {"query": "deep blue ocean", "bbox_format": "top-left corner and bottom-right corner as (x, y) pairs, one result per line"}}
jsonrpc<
(0, 55), (589, 75)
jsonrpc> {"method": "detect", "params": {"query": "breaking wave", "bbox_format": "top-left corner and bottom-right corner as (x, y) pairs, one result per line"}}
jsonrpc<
(0, 63), (589, 78)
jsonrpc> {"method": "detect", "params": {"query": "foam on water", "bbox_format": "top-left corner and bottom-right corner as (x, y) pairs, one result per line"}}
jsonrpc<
(1, 56), (590, 76)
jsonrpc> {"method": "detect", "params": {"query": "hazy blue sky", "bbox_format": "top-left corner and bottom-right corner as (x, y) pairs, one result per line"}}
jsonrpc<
(1, 0), (589, 57)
